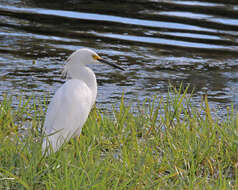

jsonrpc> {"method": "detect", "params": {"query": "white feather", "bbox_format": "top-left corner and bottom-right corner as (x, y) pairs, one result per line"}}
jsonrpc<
(42, 79), (92, 153)
(42, 48), (98, 154)
(42, 48), (123, 155)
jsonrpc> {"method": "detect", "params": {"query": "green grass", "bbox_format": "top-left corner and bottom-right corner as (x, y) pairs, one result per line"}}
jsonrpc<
(0, 86), (238, 189)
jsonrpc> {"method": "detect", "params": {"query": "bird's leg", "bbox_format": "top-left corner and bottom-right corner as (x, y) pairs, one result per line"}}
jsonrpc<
(73, 136), (81, 158)
(76, 136), (80, 144)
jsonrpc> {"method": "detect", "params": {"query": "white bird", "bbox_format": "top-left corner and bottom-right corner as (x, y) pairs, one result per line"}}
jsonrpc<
(42, 48), (124, 154)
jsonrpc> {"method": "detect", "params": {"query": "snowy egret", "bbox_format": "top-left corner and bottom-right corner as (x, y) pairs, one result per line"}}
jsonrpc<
(42, 48), (124, 154)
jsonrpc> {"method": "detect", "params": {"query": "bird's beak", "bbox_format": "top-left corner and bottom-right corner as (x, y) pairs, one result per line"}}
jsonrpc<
(98, 58), (125, 71)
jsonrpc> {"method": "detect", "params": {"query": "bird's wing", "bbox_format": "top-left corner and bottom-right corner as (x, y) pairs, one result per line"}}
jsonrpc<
(42, 79), (92, 153)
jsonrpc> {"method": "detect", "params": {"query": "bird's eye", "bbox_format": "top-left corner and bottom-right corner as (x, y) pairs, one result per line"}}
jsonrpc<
(92, 54), (101, 60)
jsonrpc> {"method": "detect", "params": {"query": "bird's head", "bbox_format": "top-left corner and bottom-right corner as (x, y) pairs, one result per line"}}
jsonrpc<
(62, 48), (124, 78)
(66, 48), (124, 69)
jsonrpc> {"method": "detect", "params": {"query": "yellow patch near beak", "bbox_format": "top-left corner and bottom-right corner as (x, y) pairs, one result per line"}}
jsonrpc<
(92, 54), (102, 60)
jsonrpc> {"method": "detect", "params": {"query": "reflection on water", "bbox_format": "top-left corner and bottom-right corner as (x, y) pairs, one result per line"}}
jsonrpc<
(0, 0), (238, 116)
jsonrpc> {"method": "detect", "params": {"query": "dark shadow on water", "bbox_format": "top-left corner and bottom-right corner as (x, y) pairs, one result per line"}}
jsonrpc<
(0, 0), (238, 116)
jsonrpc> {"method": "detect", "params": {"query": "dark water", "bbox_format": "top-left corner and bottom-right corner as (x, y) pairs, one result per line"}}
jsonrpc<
(0, 0), (238, 115)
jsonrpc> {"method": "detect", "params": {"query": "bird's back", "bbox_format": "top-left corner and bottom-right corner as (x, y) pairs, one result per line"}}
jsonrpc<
(42, 79), (92, 154)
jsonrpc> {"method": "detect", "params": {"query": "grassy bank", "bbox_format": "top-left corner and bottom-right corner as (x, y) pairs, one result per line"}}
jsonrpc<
(0, 87), (238, 189)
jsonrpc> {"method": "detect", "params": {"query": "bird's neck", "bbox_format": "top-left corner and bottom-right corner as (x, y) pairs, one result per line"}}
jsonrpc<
(68, 64), (97, 107)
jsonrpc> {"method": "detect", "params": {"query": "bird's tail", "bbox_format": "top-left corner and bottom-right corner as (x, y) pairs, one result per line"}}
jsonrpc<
(42, 137), (52, 156)
(42, 134), (66, 156)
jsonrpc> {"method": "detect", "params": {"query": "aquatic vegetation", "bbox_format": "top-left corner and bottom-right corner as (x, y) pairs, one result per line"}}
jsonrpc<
(0, 87), (238, 189)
